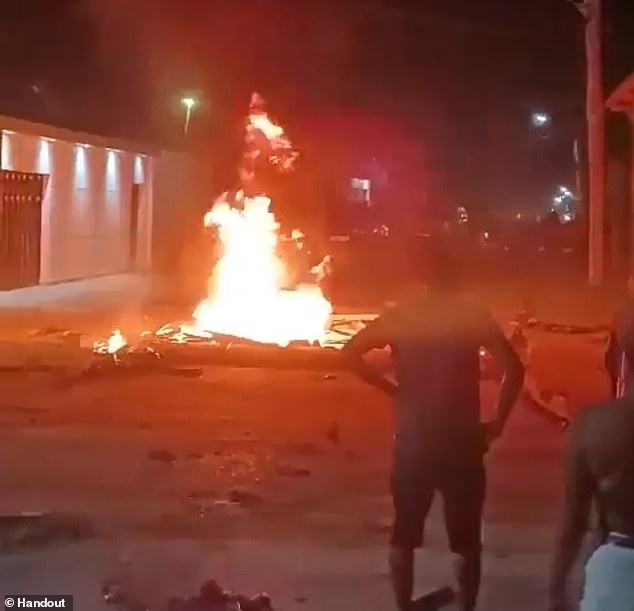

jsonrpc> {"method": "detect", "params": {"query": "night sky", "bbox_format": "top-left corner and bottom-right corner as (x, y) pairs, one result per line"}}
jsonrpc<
(1, 0), (633, 226)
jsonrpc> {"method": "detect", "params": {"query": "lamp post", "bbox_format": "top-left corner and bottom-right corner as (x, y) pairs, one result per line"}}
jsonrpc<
(181, 97), (197, 134)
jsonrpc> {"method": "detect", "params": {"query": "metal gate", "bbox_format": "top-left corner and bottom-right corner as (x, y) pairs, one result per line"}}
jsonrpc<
(0, 171), (44, 290)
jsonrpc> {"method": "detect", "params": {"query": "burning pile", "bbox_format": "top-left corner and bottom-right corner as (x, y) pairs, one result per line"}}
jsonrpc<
(91, 94), (336, 361)
(191, 93), (331, 347)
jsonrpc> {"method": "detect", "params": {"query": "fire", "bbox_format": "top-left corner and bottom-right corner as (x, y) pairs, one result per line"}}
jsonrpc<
(192, 94), (332, 347)
(94, 329), (127, 354)
(194, 195), (331, 346)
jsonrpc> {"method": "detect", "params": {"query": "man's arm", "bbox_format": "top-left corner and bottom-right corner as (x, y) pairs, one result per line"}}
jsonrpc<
(480, 313), (525, 439)
(549, 423), (595, 611)
(341, 314), (398, 397)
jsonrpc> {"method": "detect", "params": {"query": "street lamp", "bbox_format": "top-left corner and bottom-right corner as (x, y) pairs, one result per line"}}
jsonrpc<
(181, 97), (197, 134)
(530, 111), (551, 128)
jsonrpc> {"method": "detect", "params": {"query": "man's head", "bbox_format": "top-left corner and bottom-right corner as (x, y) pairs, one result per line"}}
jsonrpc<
(415, 242), (462, 293)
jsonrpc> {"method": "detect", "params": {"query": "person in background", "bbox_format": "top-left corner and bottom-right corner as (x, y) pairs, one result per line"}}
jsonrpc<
(342, 247), (524, 611)
(548, 398), (634, 611)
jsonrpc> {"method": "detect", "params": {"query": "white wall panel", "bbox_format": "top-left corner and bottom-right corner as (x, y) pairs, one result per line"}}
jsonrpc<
(2, 129), (155, 284)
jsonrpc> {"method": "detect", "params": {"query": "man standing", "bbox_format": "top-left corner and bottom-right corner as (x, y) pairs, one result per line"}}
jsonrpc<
(549, 399), (634, 611)
(342, 249), (524, 611)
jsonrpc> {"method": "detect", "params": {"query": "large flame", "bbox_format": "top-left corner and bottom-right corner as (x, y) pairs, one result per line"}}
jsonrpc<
(192, 96), (332, 347)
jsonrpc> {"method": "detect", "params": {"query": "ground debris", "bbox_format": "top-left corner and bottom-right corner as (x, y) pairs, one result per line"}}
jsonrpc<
(148, 449), (177, 464)
(325, 422), (340, 445)
(274, 465), (311, 478)
(167, 581), (274, 611)
(283, 442), (325, 456)
(186, 489), (217, 501)
(228, 489), (263, 507)
(102, 579), (275, 611)
(0, 512), (93, 552)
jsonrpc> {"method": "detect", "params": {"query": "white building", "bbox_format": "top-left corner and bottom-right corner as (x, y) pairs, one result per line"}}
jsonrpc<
(0, 115), (155, 288)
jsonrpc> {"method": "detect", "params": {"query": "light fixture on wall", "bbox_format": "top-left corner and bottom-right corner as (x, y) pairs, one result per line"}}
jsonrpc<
(133, 155), (145, 185)
(74, 145), (88, 189)
(38, 138), (51, 174)
(106, 149), (119, 191)
(0, 131), (12, 170)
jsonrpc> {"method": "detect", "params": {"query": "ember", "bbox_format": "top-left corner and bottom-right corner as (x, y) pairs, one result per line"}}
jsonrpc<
(93, 329), (127, 355)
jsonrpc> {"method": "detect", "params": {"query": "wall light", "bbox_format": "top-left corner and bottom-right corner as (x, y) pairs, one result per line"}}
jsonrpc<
(133, 155), (145, 184)
(1, 131), (12, 170)
(74, 145), (87, 189)
(38, 138), (51, 174)
(106, 149), (119, 191)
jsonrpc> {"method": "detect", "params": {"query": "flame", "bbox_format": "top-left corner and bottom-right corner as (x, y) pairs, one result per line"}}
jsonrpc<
(94, 329), (127, 354)
(193, 196), (331, 347)
(247, 99), (299, 171)
(191, 94), (332, 347)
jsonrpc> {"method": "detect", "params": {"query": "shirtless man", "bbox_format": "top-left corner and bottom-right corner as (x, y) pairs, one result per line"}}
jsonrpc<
(549, 398), (634, 610)
(343, 247), (524, 611)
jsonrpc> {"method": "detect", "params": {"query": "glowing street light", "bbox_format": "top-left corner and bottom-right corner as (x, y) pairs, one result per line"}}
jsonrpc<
(181, 97), (197, 134)
(530, 111), (551, 128)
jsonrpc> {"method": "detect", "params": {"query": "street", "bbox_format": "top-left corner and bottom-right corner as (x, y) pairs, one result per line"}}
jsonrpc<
(0, 335), (603, 610)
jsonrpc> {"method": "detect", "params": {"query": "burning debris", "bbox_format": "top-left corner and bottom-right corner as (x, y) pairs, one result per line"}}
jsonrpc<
(89, 94), (339, 358)
(93, 329), (128, 356)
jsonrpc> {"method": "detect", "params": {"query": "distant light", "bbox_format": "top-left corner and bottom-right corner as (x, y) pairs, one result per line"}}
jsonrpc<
(351, 177), (371, 190)
(483, 231), (490, 239)
(515, 213), (523, 220)
(531, 111), (551, 128)
(181, 97), (196, 110)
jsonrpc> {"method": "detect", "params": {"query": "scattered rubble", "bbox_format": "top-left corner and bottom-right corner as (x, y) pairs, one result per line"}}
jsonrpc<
(274, 465), (311, 478)
(284, 442), (324, 456)
(325, 423), (340, 445)
(103, 578), (275, 611)
(167, 580), (274, 611)
(228, 489), (263, 507)
(0, 512), (93, 551)
(148, 449), (177, 464)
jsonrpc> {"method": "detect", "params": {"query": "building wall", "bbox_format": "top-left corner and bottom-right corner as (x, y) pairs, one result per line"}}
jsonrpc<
(152, 151), (212, 276)
(0, 129), (153, 283)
